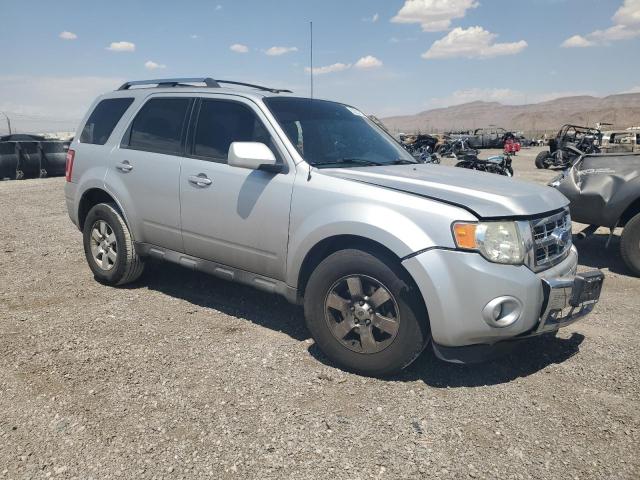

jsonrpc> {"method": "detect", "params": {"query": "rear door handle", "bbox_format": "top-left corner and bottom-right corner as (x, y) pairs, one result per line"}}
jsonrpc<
(188, 174), (212, 187)
(116, 161), (133, 172)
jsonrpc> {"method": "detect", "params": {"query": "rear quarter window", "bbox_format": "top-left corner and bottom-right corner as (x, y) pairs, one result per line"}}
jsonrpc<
(80, 98), (134, 145)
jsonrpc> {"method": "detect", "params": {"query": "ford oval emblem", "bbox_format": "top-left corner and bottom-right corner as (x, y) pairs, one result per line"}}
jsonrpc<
(552, 229), (571, 248)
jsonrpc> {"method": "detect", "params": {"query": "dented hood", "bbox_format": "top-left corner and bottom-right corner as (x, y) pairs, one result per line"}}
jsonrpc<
(554, 153), (640, 228)
(320, 164), (568, 219)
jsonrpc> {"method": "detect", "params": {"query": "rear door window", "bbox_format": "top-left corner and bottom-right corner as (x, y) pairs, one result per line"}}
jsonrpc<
(126, 97), (192, 154)
(80, 98), (134, 145)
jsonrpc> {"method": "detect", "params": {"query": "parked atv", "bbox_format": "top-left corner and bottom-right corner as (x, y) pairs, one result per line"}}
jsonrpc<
(550, 152), (640, 276)
(535, 124), (601, 170)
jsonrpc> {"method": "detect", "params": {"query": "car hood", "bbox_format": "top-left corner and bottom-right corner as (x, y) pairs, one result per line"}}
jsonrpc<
(320, 164), (569, 219)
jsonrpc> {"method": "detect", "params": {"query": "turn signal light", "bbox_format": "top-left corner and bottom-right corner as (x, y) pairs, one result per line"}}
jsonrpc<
(453, 223), (477, 249)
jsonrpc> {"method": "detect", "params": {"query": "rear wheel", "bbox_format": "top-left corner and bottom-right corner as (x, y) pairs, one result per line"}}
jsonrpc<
(621, 213), (640, 276)
(304, 249), (429, 376)
(535, 151), (549, 169)
(83, 203), (145, 285)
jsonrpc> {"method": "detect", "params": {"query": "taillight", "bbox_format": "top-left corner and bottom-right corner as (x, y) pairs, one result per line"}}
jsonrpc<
(65, 149), (75, 182)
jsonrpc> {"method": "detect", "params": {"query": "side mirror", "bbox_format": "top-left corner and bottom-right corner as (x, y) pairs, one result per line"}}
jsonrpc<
(228, 142), (281, 172)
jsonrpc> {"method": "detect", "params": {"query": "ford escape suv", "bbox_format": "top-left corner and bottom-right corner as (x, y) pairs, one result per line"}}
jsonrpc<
(65, 78), (604, 376)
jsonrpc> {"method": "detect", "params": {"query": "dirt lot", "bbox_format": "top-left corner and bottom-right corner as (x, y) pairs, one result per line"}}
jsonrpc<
(1, 147), (638, 479)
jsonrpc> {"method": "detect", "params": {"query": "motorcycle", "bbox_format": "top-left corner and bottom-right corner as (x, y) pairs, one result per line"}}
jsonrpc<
(454, 153), (514, 177)
(437, 138), (479, 158)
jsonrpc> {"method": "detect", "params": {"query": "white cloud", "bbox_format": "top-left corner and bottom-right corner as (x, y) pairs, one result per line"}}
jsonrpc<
(305, 63), (352, 75)
(106, 41), (135, 52)
(354, 55), (383, 69)
(230, 43), (249, 53)
(190, 34), (199, 39)
(363, 13), (379, 22)
(215, 4), (222, 10)
(265, 46), (298, 56)
(561, 35), (595, 48)
(613, 0), (640, 25)
(624, 85), (640, 93)
(563, 0), (640, 47)
(144, 60), (166, 70)
(392, 0), (479, 32)
(59, 31), (77, 40)
(423, 26), (527, 59)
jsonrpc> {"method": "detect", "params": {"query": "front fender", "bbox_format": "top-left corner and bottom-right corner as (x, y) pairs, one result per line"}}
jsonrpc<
(285, 200), (469, 288)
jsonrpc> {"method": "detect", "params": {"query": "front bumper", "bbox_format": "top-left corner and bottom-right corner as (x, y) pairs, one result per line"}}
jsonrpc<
(402, 246), (603, 362)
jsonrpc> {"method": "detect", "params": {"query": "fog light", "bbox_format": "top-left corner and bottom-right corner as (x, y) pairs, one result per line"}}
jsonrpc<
(482, 296), (522, 328)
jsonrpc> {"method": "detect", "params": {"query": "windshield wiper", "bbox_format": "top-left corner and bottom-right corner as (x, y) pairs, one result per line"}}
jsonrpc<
(313, 158), (385, 167)
(390, 158), (417, 165)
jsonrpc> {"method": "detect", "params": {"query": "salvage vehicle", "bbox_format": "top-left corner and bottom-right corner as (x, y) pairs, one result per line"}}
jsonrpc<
(550, 152), (640, 276)
(455, 153), (514, 177)
(450, 127), (513, 149)
(65, 77), (604, 376)
(535, 124), (601, 170)
(600, 130), (639, 153)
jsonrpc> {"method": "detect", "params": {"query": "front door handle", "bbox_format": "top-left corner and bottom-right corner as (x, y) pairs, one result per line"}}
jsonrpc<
(188, 174), (212, 187)
(116, 161), (133, 172)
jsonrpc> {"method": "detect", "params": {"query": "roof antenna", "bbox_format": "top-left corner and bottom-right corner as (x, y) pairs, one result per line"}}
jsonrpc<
(310, 21), (314, 99)
(307, 20), (314, 182)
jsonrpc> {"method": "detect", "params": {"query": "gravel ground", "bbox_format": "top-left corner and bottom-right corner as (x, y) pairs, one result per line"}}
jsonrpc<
(1, 147), (638, 479)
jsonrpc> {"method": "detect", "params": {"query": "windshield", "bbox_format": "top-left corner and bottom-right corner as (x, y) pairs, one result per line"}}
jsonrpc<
(264, 97), (415, 168)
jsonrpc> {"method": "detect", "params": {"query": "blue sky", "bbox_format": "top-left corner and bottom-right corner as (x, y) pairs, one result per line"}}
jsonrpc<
(1, 0), (639, 132)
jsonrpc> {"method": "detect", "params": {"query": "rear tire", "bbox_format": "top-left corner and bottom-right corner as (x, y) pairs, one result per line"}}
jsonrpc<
(620, 214), (640, 276)
(304, 249), (429, 377)
(535, 151), (548, 169)
(83, 203), (145, 286)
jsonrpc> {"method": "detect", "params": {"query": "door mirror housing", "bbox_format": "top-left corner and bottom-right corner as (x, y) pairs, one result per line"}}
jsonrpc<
(228, 142), (281, 172)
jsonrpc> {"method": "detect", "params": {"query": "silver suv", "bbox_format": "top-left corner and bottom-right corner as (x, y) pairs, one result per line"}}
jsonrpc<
(64, 78), (604, 376)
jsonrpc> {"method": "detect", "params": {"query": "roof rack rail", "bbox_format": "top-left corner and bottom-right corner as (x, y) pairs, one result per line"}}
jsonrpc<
(117, 77), (292, 94)
(118, 77), (220, 90)
(215, 80), (292, 94)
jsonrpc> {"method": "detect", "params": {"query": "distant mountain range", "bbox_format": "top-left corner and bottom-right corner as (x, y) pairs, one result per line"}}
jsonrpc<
(381, 93), (640, 135)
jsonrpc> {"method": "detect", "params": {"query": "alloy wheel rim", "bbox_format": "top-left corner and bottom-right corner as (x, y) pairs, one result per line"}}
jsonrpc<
(90, 220), (118, 271)
(324, 274), (400, 354)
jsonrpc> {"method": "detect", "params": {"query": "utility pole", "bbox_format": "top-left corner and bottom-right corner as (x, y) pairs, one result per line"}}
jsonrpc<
(0, 112), (11, 135)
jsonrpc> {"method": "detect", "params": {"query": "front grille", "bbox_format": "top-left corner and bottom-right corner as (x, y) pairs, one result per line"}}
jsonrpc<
(530, 210), (572, 268)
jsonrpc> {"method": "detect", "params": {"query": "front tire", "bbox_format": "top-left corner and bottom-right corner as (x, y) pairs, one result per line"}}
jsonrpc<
(83, 203), (145, 285)
(535, 151), (548, 169)
(621, 214), (640, 276)
(304, 249), (429, 376)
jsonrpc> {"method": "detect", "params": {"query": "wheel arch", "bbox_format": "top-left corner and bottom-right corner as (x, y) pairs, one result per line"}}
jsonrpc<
(78, 188), (128, 232)
(620, 197), (640, 227)
(295, 235), (424, 306)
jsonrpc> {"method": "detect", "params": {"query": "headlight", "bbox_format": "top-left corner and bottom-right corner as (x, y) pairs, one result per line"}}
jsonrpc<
(452, 221), (524, 264)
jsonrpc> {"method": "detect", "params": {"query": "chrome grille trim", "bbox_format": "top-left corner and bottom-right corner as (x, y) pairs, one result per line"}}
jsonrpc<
(529, 210), (572, 270)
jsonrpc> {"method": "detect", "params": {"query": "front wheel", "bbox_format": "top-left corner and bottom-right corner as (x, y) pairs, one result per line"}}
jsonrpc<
(83, 203), (145, 285)
(535, 151), (549, 169)
(621, 214), (640, 276)
(304, 249), (429, 376)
